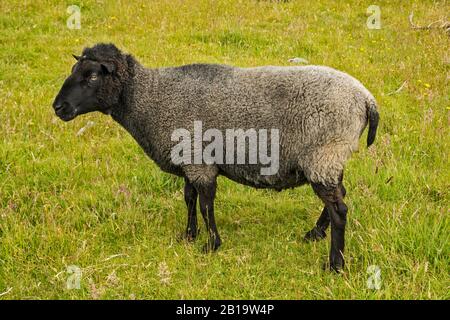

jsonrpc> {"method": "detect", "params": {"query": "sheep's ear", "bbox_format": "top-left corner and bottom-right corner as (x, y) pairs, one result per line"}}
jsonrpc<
(100, 61), (115, 74)
(72, 54), (81, 61)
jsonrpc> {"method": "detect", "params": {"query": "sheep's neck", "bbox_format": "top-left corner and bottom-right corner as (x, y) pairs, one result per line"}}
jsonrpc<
(110, 63), (163, 167)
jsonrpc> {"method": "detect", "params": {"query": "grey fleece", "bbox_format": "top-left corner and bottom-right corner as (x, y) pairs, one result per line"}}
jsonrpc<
(111, 62), (378, 189)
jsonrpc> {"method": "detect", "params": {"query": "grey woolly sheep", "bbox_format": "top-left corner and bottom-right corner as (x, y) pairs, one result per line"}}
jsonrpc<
(53, 43), (379, 272)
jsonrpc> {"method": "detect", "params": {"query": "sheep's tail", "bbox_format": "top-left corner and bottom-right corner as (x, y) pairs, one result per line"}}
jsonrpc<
(366, 97), (379, 147)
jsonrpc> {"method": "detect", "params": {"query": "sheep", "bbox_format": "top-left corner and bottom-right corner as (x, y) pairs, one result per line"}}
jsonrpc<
(53, 43), (379, 272)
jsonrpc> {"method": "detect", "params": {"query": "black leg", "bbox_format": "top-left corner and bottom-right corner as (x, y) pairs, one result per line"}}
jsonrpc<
(311, 182), (347, 272)
(182, 179), (198, 241)
(196, 181), (221, 252)
(304, 207), (330, 241)
(304, 183), (346, 242)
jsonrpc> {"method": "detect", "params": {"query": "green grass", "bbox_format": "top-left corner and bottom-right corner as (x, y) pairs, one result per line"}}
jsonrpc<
(0, 0), (448, 299)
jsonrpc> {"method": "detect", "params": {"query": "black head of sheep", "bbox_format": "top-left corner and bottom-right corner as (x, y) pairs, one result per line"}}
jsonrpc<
(53, 57), (104, 121)
(53, 43), (129, 121)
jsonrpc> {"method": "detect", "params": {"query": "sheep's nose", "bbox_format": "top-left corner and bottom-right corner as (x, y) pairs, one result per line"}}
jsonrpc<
(53, 98), (64, 111)
(53, 103), (63, 111)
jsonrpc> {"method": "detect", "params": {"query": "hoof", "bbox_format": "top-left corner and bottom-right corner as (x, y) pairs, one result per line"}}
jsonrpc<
(178, 229), (199, 243)
(329, 254), (345, 273)
(329, 263), (344, 273)
(202, 241), (221, 253)
(321, 261), (343, 273)
(303, 227), (327, 242)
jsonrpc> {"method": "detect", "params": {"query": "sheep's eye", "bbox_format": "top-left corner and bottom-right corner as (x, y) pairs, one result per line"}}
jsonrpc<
(90, 74), (98, 81)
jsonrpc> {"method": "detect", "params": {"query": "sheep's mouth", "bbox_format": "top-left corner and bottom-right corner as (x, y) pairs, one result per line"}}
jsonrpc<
(55, 103), (78, 122)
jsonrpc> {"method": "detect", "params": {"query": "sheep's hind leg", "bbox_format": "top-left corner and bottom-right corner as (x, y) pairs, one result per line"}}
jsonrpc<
(304, 207), (330, 241)
(180, 178), (199, 242)
(311, 182), (347, 272)
(197, 180), (222, 253)
(304, 184), (346, 242)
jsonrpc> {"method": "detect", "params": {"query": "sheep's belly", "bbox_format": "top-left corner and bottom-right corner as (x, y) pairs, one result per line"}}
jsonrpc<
(218, 165), (308, 190)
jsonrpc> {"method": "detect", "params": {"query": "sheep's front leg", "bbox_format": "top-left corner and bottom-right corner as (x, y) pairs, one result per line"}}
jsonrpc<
(311, 182), (347, 272)
(182, 179), (198, 241)
(197, 181), (221, 253)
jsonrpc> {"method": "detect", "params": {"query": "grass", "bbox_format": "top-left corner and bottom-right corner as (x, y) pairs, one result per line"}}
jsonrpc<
(0, 0), (448, 299)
